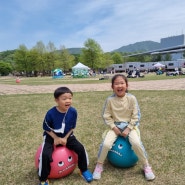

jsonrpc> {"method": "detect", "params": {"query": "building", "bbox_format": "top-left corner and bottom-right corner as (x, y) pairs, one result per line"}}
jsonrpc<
(160, 34), (185, 48)
(160, 34), (185, 60)
(127, 34), (185, 60)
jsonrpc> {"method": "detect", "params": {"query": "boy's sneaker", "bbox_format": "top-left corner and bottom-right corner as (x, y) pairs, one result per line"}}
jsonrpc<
(93, 163), (103, 180)
(39, 179), (49, 185)
(143, 165), (155, 181)
(81, 169), (93, 182)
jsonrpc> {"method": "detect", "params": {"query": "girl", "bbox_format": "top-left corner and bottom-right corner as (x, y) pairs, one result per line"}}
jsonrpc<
(93, 74), (155, 181)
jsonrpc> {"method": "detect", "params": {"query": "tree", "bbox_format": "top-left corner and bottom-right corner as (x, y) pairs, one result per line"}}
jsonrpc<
(152, 54), (162, 62)
(100, 52), (114, 70)
(81, 38), (104, 69)
(0, 61), (13, 76)
(58, 46), (75, 72)
(14, 45), (29, 76)
(111, 52), (123, 64)
(164, 53), (172, 61)
(144, 55), (152, 62)
(45, 42), (57, 72)
(33, 41), (47, 75)
(26, 49), (40, 76)
(46, 41), (56, 53)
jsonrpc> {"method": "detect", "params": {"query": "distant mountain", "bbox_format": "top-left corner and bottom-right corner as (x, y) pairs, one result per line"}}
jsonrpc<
(67, 48), (82, 54)
(0, 41), (161, 57)
(66, 41), (161, 54)
(113, 41), (161, 53)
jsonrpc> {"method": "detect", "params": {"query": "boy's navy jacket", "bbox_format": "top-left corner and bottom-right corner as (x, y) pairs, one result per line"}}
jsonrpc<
(43, 106), (77, 138)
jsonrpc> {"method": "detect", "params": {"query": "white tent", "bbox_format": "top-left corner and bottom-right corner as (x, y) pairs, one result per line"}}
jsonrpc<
(72, 62), (90, 78)
(72, 62), (90, 69)
(153, 62), (165, 68)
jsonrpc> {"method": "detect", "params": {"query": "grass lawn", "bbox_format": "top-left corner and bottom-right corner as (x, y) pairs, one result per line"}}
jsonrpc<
(0, 90), (185, 185)
(0, 72), (185, 85)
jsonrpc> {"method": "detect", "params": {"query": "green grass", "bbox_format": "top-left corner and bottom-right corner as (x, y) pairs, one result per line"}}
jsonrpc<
(0, 73), (185, 85)
(0, 90), (185, 185)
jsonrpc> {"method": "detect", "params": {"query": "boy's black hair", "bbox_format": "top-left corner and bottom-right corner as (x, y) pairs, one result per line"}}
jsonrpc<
(54, 87), (73, 99)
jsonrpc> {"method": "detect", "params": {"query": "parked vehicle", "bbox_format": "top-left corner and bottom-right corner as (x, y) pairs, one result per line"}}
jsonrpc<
(179, 68), (185, 75)
(107, 60), (185, 73)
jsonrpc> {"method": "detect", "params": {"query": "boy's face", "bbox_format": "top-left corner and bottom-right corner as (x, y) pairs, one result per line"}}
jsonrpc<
(55, 93), (73, 112)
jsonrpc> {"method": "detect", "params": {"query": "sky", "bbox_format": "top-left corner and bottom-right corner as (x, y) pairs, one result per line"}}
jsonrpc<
(0, 0), (185, 52)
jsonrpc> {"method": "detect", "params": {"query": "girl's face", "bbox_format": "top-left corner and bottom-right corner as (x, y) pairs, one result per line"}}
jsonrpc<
(112, 76), (128, 97)
(55, 93), (73, 112)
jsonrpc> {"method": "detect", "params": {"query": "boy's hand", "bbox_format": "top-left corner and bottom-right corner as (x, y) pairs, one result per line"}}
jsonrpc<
(60, 138), (67, 146)
(53, 137), (62, 145)
(54, 136), (67, 146)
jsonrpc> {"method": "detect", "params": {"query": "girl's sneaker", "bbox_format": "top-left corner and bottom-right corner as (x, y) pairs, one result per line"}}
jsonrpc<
(143, 165), (155, 181)
(93, 163), (103, 180)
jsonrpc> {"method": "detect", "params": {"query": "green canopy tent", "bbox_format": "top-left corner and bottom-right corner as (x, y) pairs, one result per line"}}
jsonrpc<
(72, 62), (90, 78)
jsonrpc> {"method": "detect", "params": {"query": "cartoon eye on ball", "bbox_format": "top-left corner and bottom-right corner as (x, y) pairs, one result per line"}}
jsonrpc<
(58, 161), (64, 167)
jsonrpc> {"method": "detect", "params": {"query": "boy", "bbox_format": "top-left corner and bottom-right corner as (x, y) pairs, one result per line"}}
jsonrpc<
(38, 87), (93, 185)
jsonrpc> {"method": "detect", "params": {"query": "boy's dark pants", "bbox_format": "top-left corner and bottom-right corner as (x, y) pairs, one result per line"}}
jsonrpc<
(39, 135), (88, 181)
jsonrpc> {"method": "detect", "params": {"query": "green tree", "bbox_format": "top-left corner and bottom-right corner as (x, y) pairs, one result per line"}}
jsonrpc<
(81, 38), (104, 69)
(58, 46), (75, 72)
(26, 49), (40, 76)
(111, 52), (123, 64)
(152, 54), (162, 62)
(101, 52), (114, 69)
(73, 54), (81, 64)
(0, 61), (13, 76)
(164, 53), (172, 61)
(14, 45), (29, 76)
(45, 42), (57, 72)
(33, 41), (47, 75)
(144, 55), (152, 62)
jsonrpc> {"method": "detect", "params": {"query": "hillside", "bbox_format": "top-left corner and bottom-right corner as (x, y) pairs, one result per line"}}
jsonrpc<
(0, 41), (161, 59)
(67, 48), (82, 54)
(113, 41), (161, 53)
(66, 41), (161, 54)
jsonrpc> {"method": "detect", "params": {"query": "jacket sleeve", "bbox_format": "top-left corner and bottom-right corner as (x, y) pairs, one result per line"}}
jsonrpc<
(43, 112), (52, 132)
(127, 95), (141, 130)
(72, 108), (77, 129)
(102, 98), (116, 129)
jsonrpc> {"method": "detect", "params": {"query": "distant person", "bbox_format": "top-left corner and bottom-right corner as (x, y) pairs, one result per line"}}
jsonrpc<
(38, 87), (93, 185)
(136, 69), (140, 77)
(92, 74), (155, 181)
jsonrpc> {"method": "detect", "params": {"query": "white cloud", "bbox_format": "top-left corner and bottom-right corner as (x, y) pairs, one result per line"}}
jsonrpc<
(0, 0), (185, 52)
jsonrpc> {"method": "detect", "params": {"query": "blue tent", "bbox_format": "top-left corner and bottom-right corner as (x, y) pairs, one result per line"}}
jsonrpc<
(52, 69), (64, 79)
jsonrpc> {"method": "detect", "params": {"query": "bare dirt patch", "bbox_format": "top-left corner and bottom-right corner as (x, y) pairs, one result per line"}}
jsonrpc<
(0, 78), (185, 95)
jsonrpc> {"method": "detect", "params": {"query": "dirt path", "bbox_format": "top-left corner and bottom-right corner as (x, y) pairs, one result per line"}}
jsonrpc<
(0, 78), (185, 95)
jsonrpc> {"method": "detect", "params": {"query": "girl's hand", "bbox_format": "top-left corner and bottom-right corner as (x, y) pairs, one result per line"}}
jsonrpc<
(112, 126), (122, 135)
(122, 127), (131, 138)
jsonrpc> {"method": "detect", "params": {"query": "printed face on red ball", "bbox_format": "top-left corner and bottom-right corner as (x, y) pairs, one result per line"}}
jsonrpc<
(55, 93), (72, 112)
(112, 76), (128, 97)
